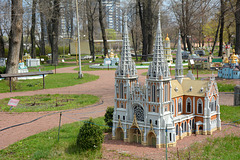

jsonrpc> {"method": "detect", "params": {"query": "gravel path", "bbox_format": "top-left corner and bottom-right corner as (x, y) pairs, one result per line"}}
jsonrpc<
(0, 66), (235, 158)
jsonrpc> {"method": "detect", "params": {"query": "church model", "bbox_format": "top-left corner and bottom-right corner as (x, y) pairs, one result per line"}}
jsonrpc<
(164, 34), (173, 64)
(218, 50), (240, 79)
(112, 12), (221, 148)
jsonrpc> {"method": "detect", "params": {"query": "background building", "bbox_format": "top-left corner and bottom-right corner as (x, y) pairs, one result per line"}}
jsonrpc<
(102, 0), (121, 32)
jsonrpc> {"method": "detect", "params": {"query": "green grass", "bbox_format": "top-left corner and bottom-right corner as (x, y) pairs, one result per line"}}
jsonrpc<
(28, 63), (77, 72)
(0, 73), (99, 93)
(176, 135), (240, 159)
(0, 94), (99, 112)
(76, 65), (116, 71)
(220, 105), (240, 124)
(217, 83), (236, 92)
(0, 117), (107, 160)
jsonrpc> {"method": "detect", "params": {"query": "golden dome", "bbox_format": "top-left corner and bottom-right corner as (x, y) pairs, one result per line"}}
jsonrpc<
(223, 57), (229, 63)
(165, 33), (170, 41)
(110, 51), (115, 58)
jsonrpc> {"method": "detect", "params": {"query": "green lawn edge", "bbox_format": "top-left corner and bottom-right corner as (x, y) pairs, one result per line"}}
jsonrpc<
(0, 94), (100, 113)
(0, 73), (99, 93)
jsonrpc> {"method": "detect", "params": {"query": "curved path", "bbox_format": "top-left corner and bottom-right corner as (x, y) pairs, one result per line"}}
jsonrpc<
(0, 67), (233, 150)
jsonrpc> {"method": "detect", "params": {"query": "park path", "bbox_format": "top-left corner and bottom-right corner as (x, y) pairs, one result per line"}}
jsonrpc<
(0, 66), (233, 150)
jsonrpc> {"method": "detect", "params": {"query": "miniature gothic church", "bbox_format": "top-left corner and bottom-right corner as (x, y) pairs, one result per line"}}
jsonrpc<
(112, 12), (221, 148)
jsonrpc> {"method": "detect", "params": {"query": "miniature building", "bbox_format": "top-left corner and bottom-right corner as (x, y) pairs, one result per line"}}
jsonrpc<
(218, 50), (240, 79)
(104, 50), (119, 66)
(112, 12), (221, 148)
(164, 34), (173, 63)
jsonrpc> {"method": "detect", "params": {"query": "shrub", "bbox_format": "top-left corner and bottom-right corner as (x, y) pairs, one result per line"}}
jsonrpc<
(76, 118), (104, 151)
(39, 55), (48, 64)
(104, 107), (114, 128)
(0, 66), (6, 74)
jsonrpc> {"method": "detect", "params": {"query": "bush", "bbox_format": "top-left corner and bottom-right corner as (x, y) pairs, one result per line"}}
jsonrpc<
(76, 118), (104, 151)
(104, 107), (114, 128)
(39, 55), (48, 64)
(0, 66), (6, 74)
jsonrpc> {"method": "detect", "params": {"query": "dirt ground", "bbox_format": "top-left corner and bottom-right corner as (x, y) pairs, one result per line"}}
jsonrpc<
(0, 66), (237, 159)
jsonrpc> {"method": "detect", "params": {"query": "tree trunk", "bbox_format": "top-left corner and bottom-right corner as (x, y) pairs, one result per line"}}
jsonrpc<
(131, 29), (138, 61)
(235, 0), (240, 55)
(40, 3), (46, 56)
(31, 0), (37, 58)
(51, 0), (60, 65)
(212, 17), (221, 54)
(219, 0), (225, 57)
(19, 33), (24, 61)
(6, 0), (23, 74)
(98, 0), (108, 57)
(0, 26), (5, 58)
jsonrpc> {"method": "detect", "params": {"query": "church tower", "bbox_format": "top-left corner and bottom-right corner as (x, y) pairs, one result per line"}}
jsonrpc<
(146, 11), (174, 148)
(112, 15), (138, 141)
(175, 31), (184, 84)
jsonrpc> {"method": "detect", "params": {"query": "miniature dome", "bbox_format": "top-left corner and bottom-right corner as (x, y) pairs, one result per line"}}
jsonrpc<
(230, 49), (238, 60)
(165, 33), (170, 41)
(223, 57), (229, 63)
(110, 51), (115, 58)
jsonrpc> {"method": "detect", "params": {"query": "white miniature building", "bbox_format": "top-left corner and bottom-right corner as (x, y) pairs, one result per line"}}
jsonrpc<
(112, 11), (221, 148)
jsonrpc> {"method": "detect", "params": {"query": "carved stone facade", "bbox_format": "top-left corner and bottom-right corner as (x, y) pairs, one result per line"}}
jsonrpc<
(112, 11), (221, 148)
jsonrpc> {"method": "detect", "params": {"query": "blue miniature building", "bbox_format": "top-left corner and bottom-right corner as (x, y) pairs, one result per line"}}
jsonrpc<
(104, 50), (119, 66)
(218, 51), (240, 79)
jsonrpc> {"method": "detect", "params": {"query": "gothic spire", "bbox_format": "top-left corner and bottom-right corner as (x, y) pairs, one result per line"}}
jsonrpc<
(175, 31), (184, 83)
(147, 10), (170, 79)
(115, 15), (137, 78)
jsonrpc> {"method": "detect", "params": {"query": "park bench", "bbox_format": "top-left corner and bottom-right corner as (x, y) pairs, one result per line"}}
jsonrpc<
(0, 71), (53, 92)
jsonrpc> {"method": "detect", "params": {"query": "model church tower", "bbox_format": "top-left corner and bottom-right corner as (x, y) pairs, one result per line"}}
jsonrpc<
(112, 10), (221, 148)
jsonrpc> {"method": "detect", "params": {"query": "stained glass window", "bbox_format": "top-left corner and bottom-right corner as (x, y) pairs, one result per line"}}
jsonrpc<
(134, 105), (144, 122)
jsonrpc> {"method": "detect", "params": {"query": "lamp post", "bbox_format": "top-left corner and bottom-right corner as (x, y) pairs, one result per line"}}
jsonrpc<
(76, 0), (83, 78)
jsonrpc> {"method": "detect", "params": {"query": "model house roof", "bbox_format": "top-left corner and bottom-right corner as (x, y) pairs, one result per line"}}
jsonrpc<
(171, 78), (208, 98)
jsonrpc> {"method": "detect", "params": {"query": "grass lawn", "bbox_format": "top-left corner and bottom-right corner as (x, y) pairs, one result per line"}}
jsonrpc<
(0, 73), (99, 93)
(28, 63), (77, 72)
(0, 94), (99, 112)
(175, 135), (240, 159)
(0, 117), (107, 160)
(220, 105), (240, 124)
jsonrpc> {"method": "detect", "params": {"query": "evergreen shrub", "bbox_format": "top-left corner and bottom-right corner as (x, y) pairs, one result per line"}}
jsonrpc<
(104, 107), (114, 128)
(76, 118), (104, 151)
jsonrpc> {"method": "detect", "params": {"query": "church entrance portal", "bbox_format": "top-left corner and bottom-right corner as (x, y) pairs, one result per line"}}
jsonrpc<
(147, 132), (156, 147)
(115, 127), (124, 140)
(129, 126), (141, 144)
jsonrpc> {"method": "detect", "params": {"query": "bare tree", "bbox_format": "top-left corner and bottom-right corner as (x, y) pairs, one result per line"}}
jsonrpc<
(98, 0), (108, 57)
(6, 0), (23, 74)
(86, 0), (97, 62)
(31, 0), (37, 58)
(0, 25), (5, 57)
(219, 0), (226, 57)
(235, 0), (240, 54)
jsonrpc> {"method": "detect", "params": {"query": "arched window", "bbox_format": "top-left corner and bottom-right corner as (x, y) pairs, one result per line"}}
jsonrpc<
(190, 120), (192, 130)
(176, 125), (178, 135)
(186, 98), (192, 113)
(164, 83), (168, 102)
(192, 119), (195, 130)
(150, 119), (152, 124)
(171, 100), (174, 115)
(210, 98), (215, 112)
(181, 122), (183, 133)
(152, 106), (155, 112)
(170, 133), (172, 141)
(152, 85), (156, 102)
(178, 98), (182, 113)
(197, 99), (203, 114)
(120, 82), (123, 99)
(184, 121), (187, 132)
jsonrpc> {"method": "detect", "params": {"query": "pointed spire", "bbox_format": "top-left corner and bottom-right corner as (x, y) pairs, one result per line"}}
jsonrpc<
(147, 9), (170, 79)
(175, 30), (184, 83)
(115, 14), (137, 78)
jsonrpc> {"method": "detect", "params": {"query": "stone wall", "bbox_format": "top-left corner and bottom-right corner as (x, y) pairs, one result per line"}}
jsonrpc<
(234, 85), (240, 106)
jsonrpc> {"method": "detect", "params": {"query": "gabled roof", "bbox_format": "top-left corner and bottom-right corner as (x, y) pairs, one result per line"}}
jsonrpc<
(171, 78), (208, 98)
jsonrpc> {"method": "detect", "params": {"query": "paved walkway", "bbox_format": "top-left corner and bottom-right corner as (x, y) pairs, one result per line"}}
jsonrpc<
(0, 67), (233, 150)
